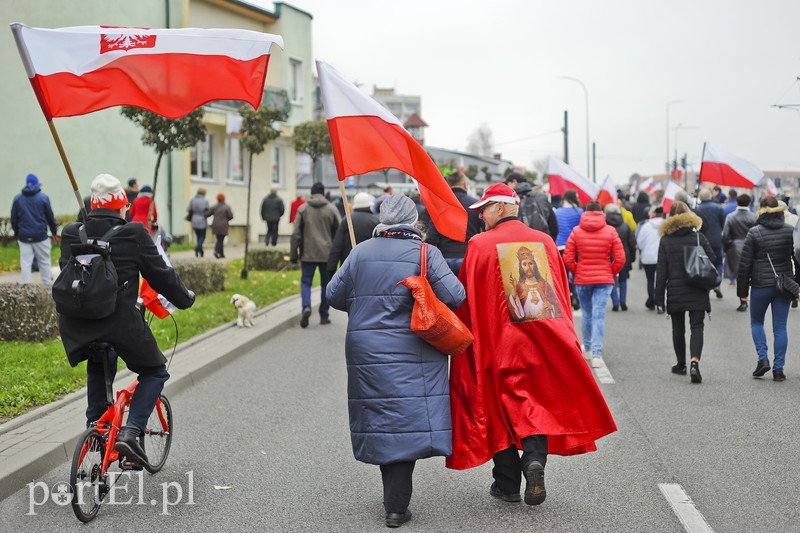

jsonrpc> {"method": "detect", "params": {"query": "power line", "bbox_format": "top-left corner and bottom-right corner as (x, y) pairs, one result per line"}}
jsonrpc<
(494, 129), (562, 146)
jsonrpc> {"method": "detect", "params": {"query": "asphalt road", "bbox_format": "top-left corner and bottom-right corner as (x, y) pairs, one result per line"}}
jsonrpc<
(2, 268), (800, 532)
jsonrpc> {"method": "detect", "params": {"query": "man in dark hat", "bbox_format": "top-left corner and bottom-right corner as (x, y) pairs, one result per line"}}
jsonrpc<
(10, 173), (59, 284)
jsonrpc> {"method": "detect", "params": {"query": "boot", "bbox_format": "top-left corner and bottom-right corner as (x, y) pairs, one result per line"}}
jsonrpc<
(115, 426), (147, 463)
(752, 359), (771, 377)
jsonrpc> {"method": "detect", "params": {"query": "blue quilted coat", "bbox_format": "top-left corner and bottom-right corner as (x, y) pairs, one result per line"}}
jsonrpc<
(326, 227), (466, 465)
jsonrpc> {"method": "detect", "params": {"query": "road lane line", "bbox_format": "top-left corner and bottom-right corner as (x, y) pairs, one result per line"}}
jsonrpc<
(658, 483), (714, 533)
(593, 358), (615, 384)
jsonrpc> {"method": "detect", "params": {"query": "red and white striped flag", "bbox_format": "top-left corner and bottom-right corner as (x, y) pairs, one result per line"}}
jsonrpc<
(596, 175), (618, 208)
(765, 177), (778, 196)
(699, 142), (763, 189)
(639, 177), (654, 194)
(547, 156), (599, 205)
(10, 23), (284, 120)
(317, 60), (466, 241)
(650, 181), (663, 194)
(139, 235), (177, 319)
(661, 181), (685, 214)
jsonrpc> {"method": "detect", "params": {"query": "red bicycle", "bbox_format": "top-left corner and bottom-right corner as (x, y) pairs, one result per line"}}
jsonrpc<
(69, 342), (173, 522)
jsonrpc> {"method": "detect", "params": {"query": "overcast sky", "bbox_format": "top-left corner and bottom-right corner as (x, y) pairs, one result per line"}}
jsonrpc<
(263, 0), (800, 183)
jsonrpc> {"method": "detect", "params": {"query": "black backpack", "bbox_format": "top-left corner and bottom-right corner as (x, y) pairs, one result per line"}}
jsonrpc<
(52, 224), (126, 319)
(518, 192), (551, 233)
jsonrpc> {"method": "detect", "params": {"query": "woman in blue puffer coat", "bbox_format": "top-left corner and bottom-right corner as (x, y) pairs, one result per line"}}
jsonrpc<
(326, 195), (465, 529)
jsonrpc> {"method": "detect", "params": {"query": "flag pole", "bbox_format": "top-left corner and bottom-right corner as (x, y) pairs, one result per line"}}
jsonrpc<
(697, 142), (707, 192)
(339, 180), (357, 249)
(47, 120), (87, 220)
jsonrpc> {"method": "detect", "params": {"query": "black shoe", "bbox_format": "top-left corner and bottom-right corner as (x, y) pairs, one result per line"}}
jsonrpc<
(620, 303), (628, 311)
(214, 252), (221, 259)
(714, 288), (723, 299)
(320, 317), (331, 325)
(194, 249), (200, 258)
(793, 299), (799, 309)
(753, 359), (771, 377)
(612, 305), (619, 312)
(490, 482), (521, 503)
(523, 461), (546, 505)
(737, 302), (748, 312)
(199, 249), (204, 258)
(115, 426), (147, 464)
(385, 509), (412, 528)
(672, 364), (687, 375)
(300, 307), (311, 328)
(571, 295), (580, 311)
(656, 306), (665, 314)
(690, 361), (702, 383)
(645, 301), (655, 311)
(773, 370), (786, 382)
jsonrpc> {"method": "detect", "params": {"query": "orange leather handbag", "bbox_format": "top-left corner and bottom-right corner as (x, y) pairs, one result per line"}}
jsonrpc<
(398, 243), (473, 356)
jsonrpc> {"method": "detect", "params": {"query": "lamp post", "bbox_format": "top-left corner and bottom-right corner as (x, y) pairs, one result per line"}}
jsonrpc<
(666, 100), (683, 178)
(673, 123), (696, 189)
(560, 76), (591, 181)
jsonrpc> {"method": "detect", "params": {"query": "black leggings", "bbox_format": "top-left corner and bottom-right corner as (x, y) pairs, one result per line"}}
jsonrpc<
(379, 461), (416, 514)
(670, 310), (705, 366)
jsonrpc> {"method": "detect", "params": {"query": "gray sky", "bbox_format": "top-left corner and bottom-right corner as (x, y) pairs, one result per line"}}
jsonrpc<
(267, 0), (800, 183)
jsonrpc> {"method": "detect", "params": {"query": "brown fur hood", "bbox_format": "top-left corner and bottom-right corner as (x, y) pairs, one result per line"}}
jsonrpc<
(660, 211), (703, 236)
(755, 205), (786, 216)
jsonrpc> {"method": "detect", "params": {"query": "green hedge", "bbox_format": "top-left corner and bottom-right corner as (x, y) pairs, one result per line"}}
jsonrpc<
(0, 284), (58, 342)
(246, 248), (298, 271)
(172, 258), (226, 294)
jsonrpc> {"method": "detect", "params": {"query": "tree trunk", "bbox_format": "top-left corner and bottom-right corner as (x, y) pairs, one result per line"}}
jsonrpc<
(147, 151), (164, 234)
(241, 151), (255, 279)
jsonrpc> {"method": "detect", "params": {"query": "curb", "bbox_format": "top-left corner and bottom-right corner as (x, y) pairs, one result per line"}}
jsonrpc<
(0, 288), (317, 502)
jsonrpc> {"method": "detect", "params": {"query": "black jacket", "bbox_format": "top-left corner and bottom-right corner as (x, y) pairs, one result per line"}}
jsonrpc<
(696, 200), (727, 250)
(57, 209), (194, 367)
(631, 192), (651, 224)
(737, 207), (796, 298)
(260, 192), (285, 223)
(424, 187), (482, 258)
(655, 212), (716, 314)
(606, 211), (636, 275)
(327, 208), (379, 272)
(514, 182), (558, 240)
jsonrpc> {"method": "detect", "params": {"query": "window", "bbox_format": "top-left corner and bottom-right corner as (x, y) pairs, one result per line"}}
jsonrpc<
(405, 103), (419, 115)
(227, 136), (245, 183)
(271, 146), (283, 186)
(190, 135), (214, 179)
(289, 58), (303, 103)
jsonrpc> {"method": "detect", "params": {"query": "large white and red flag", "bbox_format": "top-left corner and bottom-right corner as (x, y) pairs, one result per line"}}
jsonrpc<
(661, 181), (685, 214)
(10, 23), (284, 120)
(699, 142), (763, 189)
(547, 156), (599, 205)
(596, 175), (618, 208)
(317, 60), (467, 241)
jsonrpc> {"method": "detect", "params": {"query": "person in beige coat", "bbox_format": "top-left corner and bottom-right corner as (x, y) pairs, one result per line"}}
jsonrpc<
(209, 193), (233, 258)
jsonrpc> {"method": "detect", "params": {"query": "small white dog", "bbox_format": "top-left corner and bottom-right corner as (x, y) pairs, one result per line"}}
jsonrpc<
(230, 294), (256, 328)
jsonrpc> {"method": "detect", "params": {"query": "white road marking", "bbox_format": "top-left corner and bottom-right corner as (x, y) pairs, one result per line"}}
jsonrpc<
(592, 358), (616, 384)
(658, 483), (715, 533)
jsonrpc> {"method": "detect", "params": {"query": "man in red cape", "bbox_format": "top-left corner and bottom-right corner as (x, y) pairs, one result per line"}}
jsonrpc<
(448, 183), (617, 506)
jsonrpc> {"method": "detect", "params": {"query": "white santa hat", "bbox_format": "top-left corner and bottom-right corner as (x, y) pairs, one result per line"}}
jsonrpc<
(90, 173), (127, 210)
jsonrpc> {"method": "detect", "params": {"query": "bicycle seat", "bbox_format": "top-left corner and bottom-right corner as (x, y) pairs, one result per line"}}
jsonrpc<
(88, 341), (115, 351)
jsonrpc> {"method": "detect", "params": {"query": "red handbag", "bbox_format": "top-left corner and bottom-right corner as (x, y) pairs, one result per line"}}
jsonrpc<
(398, 243), (473, 356)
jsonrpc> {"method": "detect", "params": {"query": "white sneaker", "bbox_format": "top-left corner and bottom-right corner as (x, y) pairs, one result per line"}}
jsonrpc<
(591, 357), (603, 368)
(582, 346), (592, 360)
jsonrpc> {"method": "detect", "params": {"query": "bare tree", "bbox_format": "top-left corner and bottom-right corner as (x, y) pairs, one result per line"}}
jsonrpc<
(533, 158), (549, 184)
(467, 123), (494, 157)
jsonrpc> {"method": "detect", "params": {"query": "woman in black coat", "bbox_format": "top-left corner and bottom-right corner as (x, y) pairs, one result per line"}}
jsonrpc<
(605, 203), (636, 311)
(655, 201), (716, 384)
(737, 196), (796, 381)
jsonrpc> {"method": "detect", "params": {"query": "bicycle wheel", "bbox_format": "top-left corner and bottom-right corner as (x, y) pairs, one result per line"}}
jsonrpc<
(144, 394), (173, 473)
(69, 428), (107, 523)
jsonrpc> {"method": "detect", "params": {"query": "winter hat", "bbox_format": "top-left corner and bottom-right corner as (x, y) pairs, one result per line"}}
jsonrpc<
(379, 195), (418, 226)
(139, 185), (153, 194)
(351, 192), (375, 210)
(217, 193), (226, 201)
(469, 183), (519, 210)
(26, 173), (39, 186)
(90, 173), (127, 210)
(311, 182), (325, 195)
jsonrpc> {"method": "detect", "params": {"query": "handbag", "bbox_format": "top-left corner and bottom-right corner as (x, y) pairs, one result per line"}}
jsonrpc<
(185, 209), (193, 222)
(760, 234), (800, 299)
(398, 243), (473, 356)
(683, 231), (721, 290)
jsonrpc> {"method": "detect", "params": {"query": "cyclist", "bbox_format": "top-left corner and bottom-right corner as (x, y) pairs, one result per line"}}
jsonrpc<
(57, 173), (195, 464)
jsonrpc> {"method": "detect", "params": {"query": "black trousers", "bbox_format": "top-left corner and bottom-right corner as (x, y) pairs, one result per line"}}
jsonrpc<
(643, 264), (657, 307)
(379, 461), (416, 514)
(266, 221), (280, 246)
(214, 234), (225, 257)
(670, 310), (705, 365)
(86, 350), (169, 432)
(492, 435), (548, 493)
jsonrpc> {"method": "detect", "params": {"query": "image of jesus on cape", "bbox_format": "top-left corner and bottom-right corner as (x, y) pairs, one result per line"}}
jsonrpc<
(505, 245), (562, 322)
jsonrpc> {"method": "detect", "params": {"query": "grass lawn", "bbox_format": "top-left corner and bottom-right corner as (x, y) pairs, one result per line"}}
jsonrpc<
(0, 242), (59, 273)
(0, 259), (306, 423)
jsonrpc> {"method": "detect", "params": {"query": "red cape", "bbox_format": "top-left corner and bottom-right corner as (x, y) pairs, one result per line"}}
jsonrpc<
(447, 219), (617, 470)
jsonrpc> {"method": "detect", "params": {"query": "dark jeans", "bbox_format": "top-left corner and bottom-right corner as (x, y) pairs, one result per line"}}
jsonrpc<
(670, 310), (705, 366)
(300, 261), (332, 318)
(266, 221), (280, 246)
(194, 228), (206, 253)
(712, 245), (724, 277)
(379, 460), (416, 514)
(643, 264), (657, 307)
(86, 350), (169, 431)
(492, 435), (548, 493)
(214, 234), (225, 257)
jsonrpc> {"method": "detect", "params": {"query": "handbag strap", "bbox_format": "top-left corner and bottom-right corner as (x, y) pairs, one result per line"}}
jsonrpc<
(755, 227), (779, 278)
(419, 242), (428, 280)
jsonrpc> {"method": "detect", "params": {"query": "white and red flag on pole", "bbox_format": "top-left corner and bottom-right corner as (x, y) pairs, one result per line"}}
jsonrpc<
(139, 235), (177, 319)
(595, 175), (618, 208)
(765, 177), (778, 196)
(317, 60), (467, 241)
(699, 142), (763, 189)
(661, 181), (685, 214)
(547, 156), (599, 205)
(650, 181), (663, 194)
(639, 177), (654, 194)
(10, 23), (284, 119)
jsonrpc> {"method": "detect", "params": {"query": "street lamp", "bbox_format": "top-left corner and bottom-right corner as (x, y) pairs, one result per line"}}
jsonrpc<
(560, 76), (591, 181)
(666, 99), (683, 177)
(673, 123), (697, 189)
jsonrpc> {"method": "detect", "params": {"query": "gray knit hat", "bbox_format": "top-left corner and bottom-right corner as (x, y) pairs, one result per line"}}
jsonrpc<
(373, 195), (419, 235)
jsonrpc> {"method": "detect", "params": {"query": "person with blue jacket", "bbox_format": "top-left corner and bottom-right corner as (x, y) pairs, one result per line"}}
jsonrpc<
(10, 173), (58, 284)
(554, 189), (584, 309)
(326, 194), (465, 529)
(697, 188), (727, 299)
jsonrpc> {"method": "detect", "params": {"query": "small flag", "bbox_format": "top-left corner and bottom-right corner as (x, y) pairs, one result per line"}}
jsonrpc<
(699, 142), (763, 189)
(596, 175), (618, 208)
(639, 177), (654, 193)
(139, 235), (177, 319)
(765, 177), (778, 196)
(546, 156), (599, 205)
(661, 181), (685, 214)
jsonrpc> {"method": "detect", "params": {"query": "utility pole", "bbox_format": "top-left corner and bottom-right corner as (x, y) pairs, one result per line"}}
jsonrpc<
(562, 110), (569, 164)
(592, 142), (596, 182)
(681, 153), (688, 191)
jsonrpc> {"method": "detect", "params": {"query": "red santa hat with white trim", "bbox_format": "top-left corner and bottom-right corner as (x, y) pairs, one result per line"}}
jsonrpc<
(468, 183), (520, 209)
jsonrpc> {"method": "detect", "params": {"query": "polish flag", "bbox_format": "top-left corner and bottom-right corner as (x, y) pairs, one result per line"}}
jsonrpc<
(595, 175), (618, 208)
(547, 156), (599, 205)
(651, 181), (663, 194)
(139, 234), (177, 319)
(317, 61), (466, 241)
(699, 142), (763, 189)
(639, 177), (654, 193)
(629, 180), (638, 196)
(10, 23), (284, 120)
(661, 181), (684, 214)
(765, 177), (778, 196)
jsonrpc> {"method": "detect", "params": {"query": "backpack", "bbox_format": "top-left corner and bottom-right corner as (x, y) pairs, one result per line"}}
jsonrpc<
(52, 224), (126, 319)
(518, 192), (551, 233)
